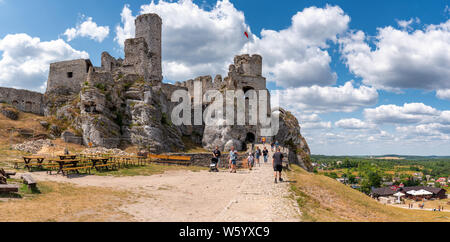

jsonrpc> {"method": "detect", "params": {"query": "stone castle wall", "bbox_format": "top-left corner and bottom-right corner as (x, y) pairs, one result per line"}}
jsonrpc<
(0, 87), (44, 115)
(46, 59), (93, 95)
(135, 13), (162, 81)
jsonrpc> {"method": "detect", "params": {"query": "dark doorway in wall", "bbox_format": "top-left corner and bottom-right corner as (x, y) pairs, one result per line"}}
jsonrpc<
(67, 72), (73, 78)
(245, 132), (256, 144)
(12, 100), (19, 107)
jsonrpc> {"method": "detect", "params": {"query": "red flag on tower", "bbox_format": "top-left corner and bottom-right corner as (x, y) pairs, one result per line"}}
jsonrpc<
(244, 31), (249, 39)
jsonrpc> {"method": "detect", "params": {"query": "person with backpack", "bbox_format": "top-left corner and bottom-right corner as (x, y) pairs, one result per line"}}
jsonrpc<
(273, 148), (284, 183)
(213, 146), (222, 168)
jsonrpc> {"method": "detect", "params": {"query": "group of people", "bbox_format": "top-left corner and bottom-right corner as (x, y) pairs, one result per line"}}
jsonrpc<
(211, 139), (285, 184)
(246, 146), (265, 170)
(408, 203), (445, 212)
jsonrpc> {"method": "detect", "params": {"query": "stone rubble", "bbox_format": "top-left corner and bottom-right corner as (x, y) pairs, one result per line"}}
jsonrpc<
(13, 139), (54, 154)
(80, 147), (133, 156)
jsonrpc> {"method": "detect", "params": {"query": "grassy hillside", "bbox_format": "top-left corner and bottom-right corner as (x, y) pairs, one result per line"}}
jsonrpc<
(288, 165), (450, 222)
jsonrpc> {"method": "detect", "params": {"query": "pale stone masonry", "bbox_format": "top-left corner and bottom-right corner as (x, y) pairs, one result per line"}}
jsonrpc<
(0, 87), (44, 115)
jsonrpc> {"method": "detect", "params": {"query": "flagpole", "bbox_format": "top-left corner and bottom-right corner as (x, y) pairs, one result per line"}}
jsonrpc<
(245, 31), (250, 54)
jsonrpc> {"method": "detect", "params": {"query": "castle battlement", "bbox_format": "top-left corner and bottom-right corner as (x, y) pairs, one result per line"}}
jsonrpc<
(232, 54), (263, 77)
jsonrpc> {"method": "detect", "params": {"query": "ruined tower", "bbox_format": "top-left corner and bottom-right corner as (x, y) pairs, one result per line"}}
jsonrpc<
(134, 13), (163, 82)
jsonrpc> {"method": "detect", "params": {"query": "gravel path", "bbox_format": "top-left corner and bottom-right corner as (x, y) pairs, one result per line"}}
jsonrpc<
(23, 146), (301, 222)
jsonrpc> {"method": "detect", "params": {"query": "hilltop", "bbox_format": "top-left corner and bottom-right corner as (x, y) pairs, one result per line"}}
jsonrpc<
(287, 165), (449, 222)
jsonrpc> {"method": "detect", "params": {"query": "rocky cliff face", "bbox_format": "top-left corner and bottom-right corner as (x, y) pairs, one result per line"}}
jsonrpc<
(275, 109), (313, 172)
(44, 68), (185, 153)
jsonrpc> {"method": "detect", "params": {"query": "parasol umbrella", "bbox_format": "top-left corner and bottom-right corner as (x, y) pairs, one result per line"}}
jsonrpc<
(394, 192), (405, 203)
(407, 190), (417, 195)
(416, 189), (432, 196)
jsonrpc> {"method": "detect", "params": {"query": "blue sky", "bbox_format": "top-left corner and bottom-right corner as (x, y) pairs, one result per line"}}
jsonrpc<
(0, 0), (449, 155)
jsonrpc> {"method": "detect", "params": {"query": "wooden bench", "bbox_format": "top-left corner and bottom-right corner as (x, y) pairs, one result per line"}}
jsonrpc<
(94, 163), (117, 171)
(62, 166), (92, 176)
(44, 163), (67, 174)
(0, 168), (16, 179)
(21, 174), (37, 189)
(148, 154), (191, 166)
(0, 184), (19, 193)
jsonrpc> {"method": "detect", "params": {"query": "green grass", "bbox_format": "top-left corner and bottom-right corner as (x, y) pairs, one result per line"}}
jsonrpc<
(0, 179), (53, 199)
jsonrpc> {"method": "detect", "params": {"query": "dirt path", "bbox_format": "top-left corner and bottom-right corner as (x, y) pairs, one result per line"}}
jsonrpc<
(23, 146), (300, 222)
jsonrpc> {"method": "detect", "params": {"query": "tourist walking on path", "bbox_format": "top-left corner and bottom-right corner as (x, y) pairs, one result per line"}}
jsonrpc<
(273, 148), (284, 183)
(213, 146), (222, 168)
(263, 147), (269, 163)
(255, 147), (261, 167)
(247, 152), (255, 171)
(270, 141), (275, 152)
(275, 140), (280, 150)
(229, 146), (238, 173)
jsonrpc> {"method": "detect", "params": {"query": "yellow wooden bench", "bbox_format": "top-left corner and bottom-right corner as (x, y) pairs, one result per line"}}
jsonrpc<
(148, 154), (191, 166)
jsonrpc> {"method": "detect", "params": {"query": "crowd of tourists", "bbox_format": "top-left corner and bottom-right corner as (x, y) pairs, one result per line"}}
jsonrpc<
(211, 138), (285, 184)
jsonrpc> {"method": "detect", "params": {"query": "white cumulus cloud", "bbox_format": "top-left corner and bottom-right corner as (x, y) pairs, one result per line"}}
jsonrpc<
(335, 118), (376, 130)
(64, 16), (110, 42)
(436, 89), (450, 100)
(247, 5), (350, 88)
(0, 33), (89, 92)
(340, 19), (450, 91)
(115, 1), (350, 86)
(272, 81), (378, 113)
(364, 103), (441, 124)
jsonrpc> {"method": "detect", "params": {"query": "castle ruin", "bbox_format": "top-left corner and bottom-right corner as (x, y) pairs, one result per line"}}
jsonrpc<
(1, 13), (311, 169)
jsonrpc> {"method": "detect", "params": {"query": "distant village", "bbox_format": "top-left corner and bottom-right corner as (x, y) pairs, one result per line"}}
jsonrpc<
(312, 159), (449, 206)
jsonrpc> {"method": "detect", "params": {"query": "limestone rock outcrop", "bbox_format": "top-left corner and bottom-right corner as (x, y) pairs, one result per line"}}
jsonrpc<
(275, 109), (312, 171)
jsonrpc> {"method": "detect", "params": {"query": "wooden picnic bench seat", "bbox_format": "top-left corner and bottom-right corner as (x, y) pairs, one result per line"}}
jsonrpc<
(93, 163), (117, 171)
(62, 166), (92, 176)
(21, 174), (37, 189)
(0, 184), (19, 193)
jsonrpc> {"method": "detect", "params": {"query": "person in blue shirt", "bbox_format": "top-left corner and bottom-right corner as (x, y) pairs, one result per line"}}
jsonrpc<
(255, 147), (261, 167)
(229, 146), (238, 173)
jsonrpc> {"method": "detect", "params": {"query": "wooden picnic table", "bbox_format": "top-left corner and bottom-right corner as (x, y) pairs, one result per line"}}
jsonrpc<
(59, 155), (77, 160)
(50, 159), (80, 175)
(22, 156), (45, 170)
(90, 157), (109, 167)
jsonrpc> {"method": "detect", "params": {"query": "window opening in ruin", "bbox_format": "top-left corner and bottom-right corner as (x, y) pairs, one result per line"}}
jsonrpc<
(243, 86), (255, 100)
(67, 72), (73, 78)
